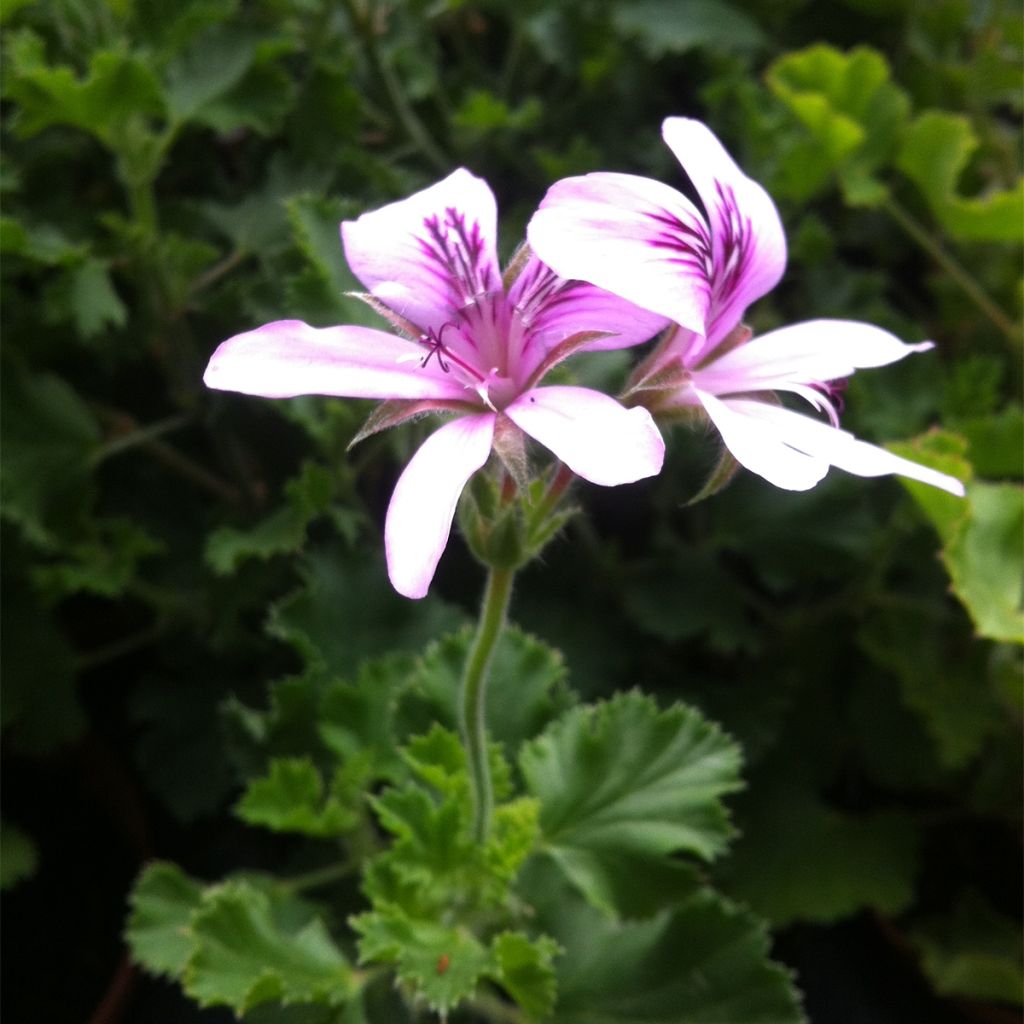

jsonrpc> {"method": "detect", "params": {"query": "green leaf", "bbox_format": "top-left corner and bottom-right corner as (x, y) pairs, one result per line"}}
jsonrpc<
(910, 891), (1024, 1006)
(520, 693), (743, 915)
(767, 44), (911, 206)
(522, 860), (804, 1024)
(32, 517), (162, 600)
(206, 462), (337, 575)
(489, 931), (560, 1020)
(403, 625), (573, 756)
(897, 111), (1024, 242)
(718, 790), (920, 928)
(185, 880), (355, 1014)
(859, 604), (1002, 768)
(1, 580), (84, 753)
(285, 195), (383, 328)
(954, 407), (1024, 479)
(125, 861), (204, 979)
(612, 0), (764, 56)
(1, 362), (100, 548)
(268, 544), (463, 674)
(352, 910), (493, 1015)
(0, 821), (37, 889)
(890, 431), (1024, 644)
(8, 46), (166, 146)
(66, 257), (127, 339)
(371, 785), (470, 883)
(318, 655), (416, 782)
(164, 24), (260, 124)
(236, 757), (357, 837)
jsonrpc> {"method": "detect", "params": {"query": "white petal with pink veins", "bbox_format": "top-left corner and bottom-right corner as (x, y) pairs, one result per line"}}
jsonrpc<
(699, 391), (965, 495)
(696, 319), (933, 396)
(528, 172), (712, 335)
(342, 169), (502, 337)
(384, 413), (496, 599)
(505, 386), (664, 486)
(662, 118), (786, 351)
(203, 320), (472, 401)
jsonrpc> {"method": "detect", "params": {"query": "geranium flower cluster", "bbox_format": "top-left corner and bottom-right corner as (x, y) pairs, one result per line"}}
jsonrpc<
(205, 118), (964, 599)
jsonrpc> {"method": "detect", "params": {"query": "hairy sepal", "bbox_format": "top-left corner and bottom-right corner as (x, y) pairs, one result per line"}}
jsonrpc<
(348, 399), (477, 450)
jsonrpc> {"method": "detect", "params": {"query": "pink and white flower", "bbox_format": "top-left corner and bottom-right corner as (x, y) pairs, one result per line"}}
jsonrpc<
(528, 117), (964, 497)
(204, 169), (666, 598)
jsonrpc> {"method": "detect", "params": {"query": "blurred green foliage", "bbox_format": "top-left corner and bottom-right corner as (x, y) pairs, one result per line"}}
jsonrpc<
(2, 0), (1020, 1021)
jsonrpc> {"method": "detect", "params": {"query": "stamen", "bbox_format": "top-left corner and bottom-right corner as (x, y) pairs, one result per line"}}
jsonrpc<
(414, 323), (488, 384)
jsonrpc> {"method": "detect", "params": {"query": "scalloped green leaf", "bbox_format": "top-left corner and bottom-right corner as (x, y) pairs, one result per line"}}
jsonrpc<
(206, 462), (337, 575)
(897, 110), (1024, 243)
(268, 544), (463, 674)
(767, 44), (910, 206)
(7, 45), (166, 144)
(890, 431), (1024, 644)
(522, 860), (804, 1023)
(520, 693), (743, 912)
(718, 790), (920, 928)
(125, 861), (204, 979)
(612, 0), (764, 57)
(402, 625), (573, 756)
(164, 24), (260, 124)
(285, 194), (382, 327)
(185, 881), (354, 1014)
(910, 892), (1024, 1006)
(859, 604), (1001, 768)
(1, 362), (100, 548)
(236, 757), (357, 837)
(490, 931), (560, 1019)
(352, 910), (493, 1015)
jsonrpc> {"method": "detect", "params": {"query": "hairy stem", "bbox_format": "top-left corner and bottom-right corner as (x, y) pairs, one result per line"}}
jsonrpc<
(461, 567), (515, 842)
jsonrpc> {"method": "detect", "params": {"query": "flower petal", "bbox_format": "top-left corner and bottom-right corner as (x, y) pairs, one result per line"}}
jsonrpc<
(696, 390), (829, 491)
(528, 171), (712, 335)
(695, 319), (934, 396)
(505, 385), (664, 485)
(662, 118), (786, 350)
(203, 320), (473, 401)
(342, 169), (501, 337)
(507, 253), (668, 377)
(699, 391), (965, 495)
(385, 413), (496, 599)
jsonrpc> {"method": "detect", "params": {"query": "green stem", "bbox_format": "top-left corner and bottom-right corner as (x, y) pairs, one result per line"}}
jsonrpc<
(461, 567), (515, 843)
(883, 197), (1019, 345)
(344, 0), (450, 172)
(280, 860), (356, 893)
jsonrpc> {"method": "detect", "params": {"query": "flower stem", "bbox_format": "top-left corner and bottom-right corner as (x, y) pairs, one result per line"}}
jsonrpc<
(883, 197), (1019, 345)
(461, 566), (515, 843)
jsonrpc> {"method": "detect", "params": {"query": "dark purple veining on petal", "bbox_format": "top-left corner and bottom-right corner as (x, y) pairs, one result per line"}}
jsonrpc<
(511, 261), (563, 328)
(643, 207), (713, 291)
(708, 181), (754, 325)
(419, 207), (496, 308)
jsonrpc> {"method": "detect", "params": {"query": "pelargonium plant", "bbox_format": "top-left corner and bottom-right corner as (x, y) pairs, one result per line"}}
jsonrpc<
(126, 119), (963, 1022)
